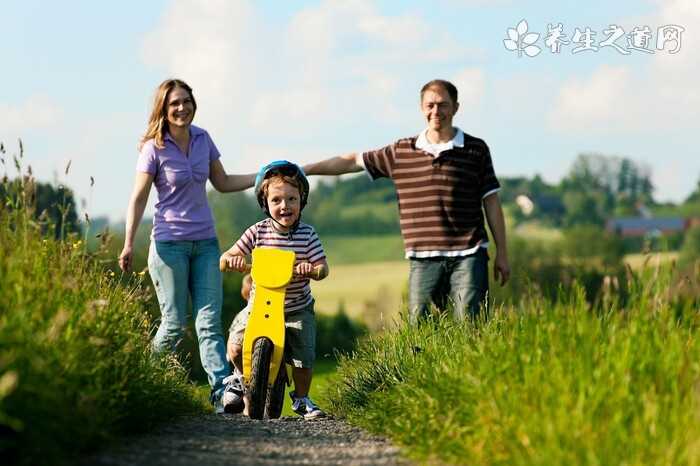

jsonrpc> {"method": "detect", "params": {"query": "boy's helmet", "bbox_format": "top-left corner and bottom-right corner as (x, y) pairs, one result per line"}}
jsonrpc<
(254, 160), (310, 211)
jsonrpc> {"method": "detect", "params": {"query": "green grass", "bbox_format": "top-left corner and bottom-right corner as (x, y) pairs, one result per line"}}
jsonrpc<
(323, 265), (700, 465)
(322, 235), (405, 265)
(0, 175), (204, 465)
(624, 251), (679, 270)
(513, 221), (563, 242)
(312, 261), (408, 328)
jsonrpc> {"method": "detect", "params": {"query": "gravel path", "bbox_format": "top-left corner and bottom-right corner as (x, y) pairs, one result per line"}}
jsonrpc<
(85, 414), (409, 466)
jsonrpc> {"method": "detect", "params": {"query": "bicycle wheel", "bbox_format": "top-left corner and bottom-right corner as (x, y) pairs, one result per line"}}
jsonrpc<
(248, 337), (273, 420)
(265, 363), (288, 419)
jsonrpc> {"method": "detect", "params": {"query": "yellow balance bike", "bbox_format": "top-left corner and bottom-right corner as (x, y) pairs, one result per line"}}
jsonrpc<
(229, 247), (295, 420)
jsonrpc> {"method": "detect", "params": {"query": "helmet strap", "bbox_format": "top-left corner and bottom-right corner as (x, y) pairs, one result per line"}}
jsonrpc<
(264, 203), (302, 234)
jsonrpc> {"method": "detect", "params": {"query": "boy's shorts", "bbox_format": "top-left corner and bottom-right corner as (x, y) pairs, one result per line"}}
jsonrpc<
(228, 301), (316, 369)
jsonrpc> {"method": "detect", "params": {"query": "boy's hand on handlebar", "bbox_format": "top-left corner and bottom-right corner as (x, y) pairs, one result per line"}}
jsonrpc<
(219, 252), (248, 272)
(294, 261), (315, 278)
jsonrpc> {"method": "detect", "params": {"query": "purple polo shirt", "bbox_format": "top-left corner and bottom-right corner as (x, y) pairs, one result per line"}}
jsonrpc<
(136, 125), (220, 241)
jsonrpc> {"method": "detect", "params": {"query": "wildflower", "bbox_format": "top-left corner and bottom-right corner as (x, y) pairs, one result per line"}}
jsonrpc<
(109, 270), (116, 277)
(138, 270), (147, 277)
(72, 240), (83, 249)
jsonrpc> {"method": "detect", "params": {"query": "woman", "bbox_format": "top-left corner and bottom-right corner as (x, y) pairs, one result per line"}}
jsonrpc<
(118, 78), (255, 411)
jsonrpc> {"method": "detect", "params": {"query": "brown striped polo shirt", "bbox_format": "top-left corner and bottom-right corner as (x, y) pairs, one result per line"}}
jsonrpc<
(361, 131), (500, 258)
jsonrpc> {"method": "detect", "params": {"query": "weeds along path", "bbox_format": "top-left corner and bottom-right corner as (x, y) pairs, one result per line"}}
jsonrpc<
(85, 414), (408, 466)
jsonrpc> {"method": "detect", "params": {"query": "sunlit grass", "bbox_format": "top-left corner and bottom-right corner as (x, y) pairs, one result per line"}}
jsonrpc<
(312, 261), (407, 328)
(324, 264), (700, 465)
(0, 155), (203, 465)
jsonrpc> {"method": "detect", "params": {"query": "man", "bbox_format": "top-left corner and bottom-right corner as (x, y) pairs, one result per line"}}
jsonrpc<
(303, 79), (510, 323)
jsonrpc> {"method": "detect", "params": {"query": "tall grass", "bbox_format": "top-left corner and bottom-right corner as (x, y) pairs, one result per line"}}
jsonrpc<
(0, 155), (203, 465)
(324, 264), (700, 465)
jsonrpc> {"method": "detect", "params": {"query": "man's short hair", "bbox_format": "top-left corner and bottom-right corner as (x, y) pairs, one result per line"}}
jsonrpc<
(420, 79), (458, 105)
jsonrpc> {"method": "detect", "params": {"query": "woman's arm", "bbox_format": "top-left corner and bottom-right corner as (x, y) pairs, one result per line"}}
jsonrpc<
(119, 172), (153, 272)
(209, 159), (256, 193)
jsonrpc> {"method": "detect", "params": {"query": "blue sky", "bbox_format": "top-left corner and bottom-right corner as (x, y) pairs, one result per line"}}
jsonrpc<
(1, 0), (697, 220)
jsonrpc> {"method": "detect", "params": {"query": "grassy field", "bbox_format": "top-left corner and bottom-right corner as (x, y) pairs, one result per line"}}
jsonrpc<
(0, 176), (204, 465)
(624, 251), (679, 270)
(312, 261), (408, 329)
(323, 264), (700, 465)
(322, 234), (404, 265)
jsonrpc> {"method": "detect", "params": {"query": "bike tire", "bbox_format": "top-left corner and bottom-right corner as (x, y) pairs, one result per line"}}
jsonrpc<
(248, 337), (273, 420)
(265, 363), (287, 419)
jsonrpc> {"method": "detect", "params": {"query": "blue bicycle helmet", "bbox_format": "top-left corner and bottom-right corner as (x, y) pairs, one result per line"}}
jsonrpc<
(254, 160), (310, 212)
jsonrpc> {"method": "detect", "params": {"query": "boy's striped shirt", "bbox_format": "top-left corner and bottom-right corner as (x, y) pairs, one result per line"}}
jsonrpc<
(235, 219), (325, 313)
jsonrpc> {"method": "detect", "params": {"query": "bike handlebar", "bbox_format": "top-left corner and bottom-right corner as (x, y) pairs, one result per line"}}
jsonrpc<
(219, 261), (252, 274)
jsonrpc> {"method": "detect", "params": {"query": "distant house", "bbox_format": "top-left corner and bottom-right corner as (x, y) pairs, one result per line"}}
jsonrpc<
(606, 217), (697, 237)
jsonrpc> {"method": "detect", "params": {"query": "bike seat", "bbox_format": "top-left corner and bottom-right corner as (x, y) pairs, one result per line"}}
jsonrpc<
(251, 248), (295, 288)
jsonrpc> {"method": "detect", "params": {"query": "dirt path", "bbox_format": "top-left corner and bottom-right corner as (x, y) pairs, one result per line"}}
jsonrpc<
(85, 414), (409, 466)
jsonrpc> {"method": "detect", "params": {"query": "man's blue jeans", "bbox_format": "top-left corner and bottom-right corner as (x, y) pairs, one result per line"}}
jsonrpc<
(408, 248), (489, 324)
(148, 238), (228, 394)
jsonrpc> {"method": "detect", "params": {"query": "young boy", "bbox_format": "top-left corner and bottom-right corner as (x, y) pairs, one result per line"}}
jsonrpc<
(219, 161), (329, 419)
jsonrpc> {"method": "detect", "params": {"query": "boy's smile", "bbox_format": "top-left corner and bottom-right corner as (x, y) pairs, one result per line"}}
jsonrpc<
(266, 180), (301, 231)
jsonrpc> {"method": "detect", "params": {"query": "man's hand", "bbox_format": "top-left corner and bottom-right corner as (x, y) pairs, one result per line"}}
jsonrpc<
(494, 252), (510, 286)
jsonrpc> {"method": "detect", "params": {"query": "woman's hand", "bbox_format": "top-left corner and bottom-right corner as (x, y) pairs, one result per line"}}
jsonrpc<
(118, 245), (134, 273)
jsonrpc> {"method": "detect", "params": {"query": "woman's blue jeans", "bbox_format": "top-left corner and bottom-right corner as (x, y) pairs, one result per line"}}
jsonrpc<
(408, 248), (489, 324)
(148, 238), (228, 395)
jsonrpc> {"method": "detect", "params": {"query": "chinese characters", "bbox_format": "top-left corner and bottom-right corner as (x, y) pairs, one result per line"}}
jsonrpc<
(504, 20), (684, 57)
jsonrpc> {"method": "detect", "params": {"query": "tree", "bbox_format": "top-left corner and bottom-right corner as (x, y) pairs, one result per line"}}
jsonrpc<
(0, 178), (79, 237)
(561, 153), (654, 226)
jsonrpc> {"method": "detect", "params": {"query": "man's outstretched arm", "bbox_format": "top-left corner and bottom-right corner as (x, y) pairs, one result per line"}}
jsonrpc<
(303, 153), (364, 176)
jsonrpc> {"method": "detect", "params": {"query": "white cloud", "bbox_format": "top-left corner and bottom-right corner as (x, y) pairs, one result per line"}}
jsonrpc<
(548, 0), (700, 133)
(548, 65), (632, 132)
(140, 0), (257, 137)
(0, 94), (63, 136)
(452, 68), (486, 108)
(141, 0), (481, 145)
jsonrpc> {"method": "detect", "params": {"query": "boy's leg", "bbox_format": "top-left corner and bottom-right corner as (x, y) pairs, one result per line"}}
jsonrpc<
(408, 258), (445, 324)
(148, 241), (190, 353)
(227, 307), (250, 374)
(447, 248), (489, 321)
(285, 303), (325, 419)
(291, 367), (312, 398)
(189, 239), (228, 399)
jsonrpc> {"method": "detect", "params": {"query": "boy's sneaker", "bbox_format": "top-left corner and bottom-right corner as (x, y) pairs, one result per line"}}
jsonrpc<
(289, 391), (326, 420)
(222, 372), (245, 414)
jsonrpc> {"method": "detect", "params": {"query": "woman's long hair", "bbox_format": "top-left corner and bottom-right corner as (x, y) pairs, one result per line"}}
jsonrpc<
(139, 79), (197, 151)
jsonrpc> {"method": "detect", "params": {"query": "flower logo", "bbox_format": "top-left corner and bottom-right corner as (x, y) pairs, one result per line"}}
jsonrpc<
(504, 19), (541, 57)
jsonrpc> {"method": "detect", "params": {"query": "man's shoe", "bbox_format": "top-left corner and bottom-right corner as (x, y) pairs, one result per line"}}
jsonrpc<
(289, 391), (326, 420)
(222, 372), (245, 414)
